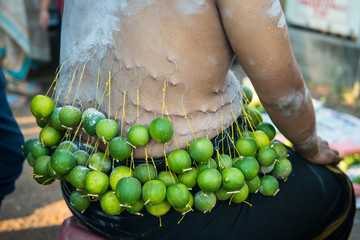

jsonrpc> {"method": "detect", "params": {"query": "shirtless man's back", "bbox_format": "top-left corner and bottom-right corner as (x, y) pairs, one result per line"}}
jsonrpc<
(58, 0), (340, 171)
(58, 0), (246, 158)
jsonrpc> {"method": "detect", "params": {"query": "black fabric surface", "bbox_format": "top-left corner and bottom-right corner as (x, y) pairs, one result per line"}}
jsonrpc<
(61, 146), (355, 240)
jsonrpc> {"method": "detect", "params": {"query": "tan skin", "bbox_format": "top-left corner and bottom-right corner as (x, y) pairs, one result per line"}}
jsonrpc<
(57, 0), (340, 165)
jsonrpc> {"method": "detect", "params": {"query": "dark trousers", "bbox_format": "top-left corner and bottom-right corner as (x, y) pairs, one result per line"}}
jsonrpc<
(61, 145), (355, 240)
(0, 67), (25, 206)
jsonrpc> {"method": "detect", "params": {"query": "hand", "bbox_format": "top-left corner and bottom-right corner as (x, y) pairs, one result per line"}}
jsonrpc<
(296, 136), (341, 165)
(39, 10), (50, 30)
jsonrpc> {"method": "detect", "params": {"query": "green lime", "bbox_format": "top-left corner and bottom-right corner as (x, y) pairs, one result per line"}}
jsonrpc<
(108, 137), (132, 161)
(33, 175), (54, 185)
(166, 183), (190, 208)
(34, 155), (51, 177)
(271, 141), (288, 158)
(27, 152), (36, 167)
(250, 130), (270, 149)
(47, 160), (64, 179)
(23, 138), (38, 157)
(178, 167), (198, 188)
(232, 157), (241, 165)
(256, 122), (276, 141)
(100, 191), (123, 216)
(194, 191), (217, 212)
(36, 116), (50, 128)
(260, 163), (275, 174)
(198, 158), (217, 171)
(58, 140), (78, 153)
(221, 167), (245, 191)
(149, 118), (173, 143)
(69, 190), (91, 212)
(257, 146), (277, 167)
(174, 192), (194, 213)
(241, 130), (252, 137)
(259, 175), (279, 196)
(231, 183), (249, 203)
(31, 140), (51, 159)
(245, 107), (263, 129)
(50, 107), (66, 131)
(96, 119), (119, 141)
(125, 198), (144, 215)
(59, 105), (82, 128)
(145, 200), (171, 217)
(215, 187), (232, 201)
(30, 94), (54, 118)
(271, 157), (292, 180)
(197, 168), (222, 193)
(133, 163), (157, 184)
(246, 175), (260, 193)
(167, 150), (192, 173)
(142, 180), (166, 205)
(50, 149), (76, 174)
(109, 166), (133, 191)
(127, 125), (150, 147)
(214, 154), (232, 172)
(39, 126), (62, 147)
(66, 166), (90, 189)
(189, 137), (214, 163)
(115, 177), (142, 206)
(88, 152), (111, 173)
(83, 110), (106, 136)
(82, 108), (97, 120)
(235, 137), (257, 157)
(233, 156), (259, 181)
(73, 150), (89, 166)
(85, 171), (109, 196)
(157, 171), (178, 187)
(241, 86), (253, 104)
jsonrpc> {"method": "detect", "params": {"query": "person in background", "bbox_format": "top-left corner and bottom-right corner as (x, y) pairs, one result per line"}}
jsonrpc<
(0, 66), (25, 208)
(0, 0), (51, 107)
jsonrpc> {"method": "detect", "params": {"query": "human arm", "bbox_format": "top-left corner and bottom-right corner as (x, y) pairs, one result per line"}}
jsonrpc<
(39, 0), (52, 30)
(216, 0), (340, 165)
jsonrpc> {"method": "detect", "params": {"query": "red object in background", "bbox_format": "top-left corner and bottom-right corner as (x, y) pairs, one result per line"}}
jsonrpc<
(353, 183), (360, 197)
(330, 140), (360, 157)
(57, 0), (62, 13)
(57, 216), (106, 240)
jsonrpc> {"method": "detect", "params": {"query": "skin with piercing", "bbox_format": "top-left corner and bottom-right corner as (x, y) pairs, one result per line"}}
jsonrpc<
(55, 0), (340, 165)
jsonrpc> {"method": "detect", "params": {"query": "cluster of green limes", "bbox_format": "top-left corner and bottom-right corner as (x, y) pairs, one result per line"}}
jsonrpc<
(24, 88), (292, 218)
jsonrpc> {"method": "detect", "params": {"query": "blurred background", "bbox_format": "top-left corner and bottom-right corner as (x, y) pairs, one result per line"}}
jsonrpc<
(1, 0), (360, 239)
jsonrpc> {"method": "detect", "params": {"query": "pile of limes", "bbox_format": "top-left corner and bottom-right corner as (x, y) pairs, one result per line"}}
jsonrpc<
(25, 89), (292, 218)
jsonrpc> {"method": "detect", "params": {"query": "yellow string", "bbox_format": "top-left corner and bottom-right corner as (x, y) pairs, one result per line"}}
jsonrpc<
(162, 101), (179, 150)
(47, 60), (65, 97)
(221, 114), (224, 154)
(97, 81), (109, 111)
(181, 105), (196, 140)
(108, 71), (111, 118)
(64, 70), (77, 104)
(54, 86), (63, 106)
(137, 88), (140, 125)
(224, 130), (241, 157)
(162, 81), (166, 117)
(72, 63), (86, 106)
(244, 201), (252, 207)
(95, 67), (100, 109)
(120, 91), (127, 137)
